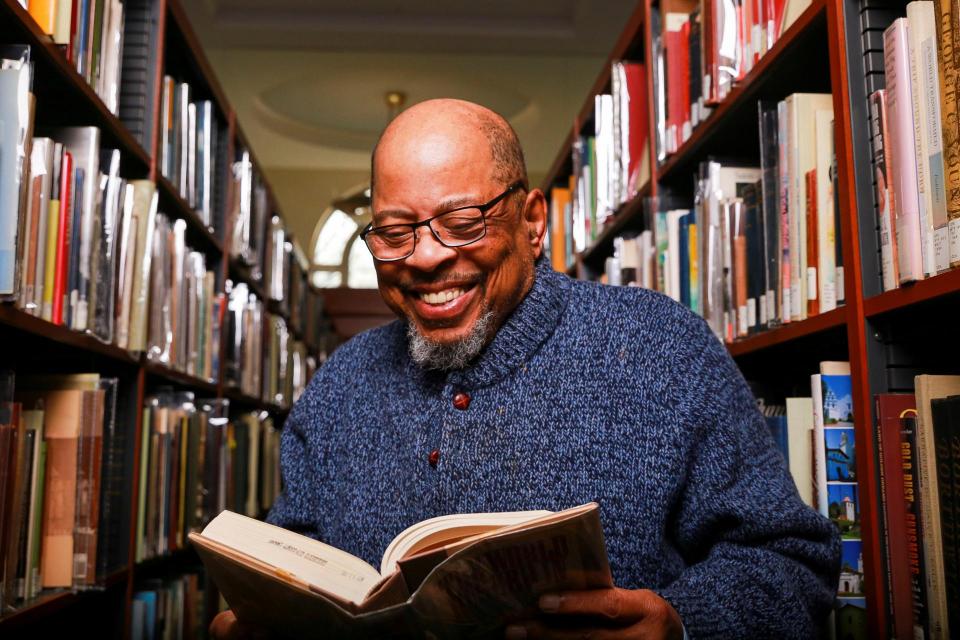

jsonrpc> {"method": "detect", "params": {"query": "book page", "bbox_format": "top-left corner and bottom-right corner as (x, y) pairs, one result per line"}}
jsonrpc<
(200, 511), (381, 604)
(380, 509), (551, 576)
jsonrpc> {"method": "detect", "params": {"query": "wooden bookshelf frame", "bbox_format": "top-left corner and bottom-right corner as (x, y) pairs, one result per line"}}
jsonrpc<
(0, 0), (322, 632)
(544, 0), (901, 634)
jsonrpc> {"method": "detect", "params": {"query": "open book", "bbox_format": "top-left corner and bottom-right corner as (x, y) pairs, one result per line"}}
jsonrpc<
(189, 503), (612, 638)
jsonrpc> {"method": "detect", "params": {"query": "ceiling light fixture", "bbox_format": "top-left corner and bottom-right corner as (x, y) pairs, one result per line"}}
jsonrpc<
(385, 91), (407, 122)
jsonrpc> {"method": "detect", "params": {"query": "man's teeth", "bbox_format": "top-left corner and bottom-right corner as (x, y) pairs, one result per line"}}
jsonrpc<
(421, 288), (465, 305)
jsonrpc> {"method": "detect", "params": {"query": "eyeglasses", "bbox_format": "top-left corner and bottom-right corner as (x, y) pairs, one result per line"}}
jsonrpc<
(361, 181), (526, 262)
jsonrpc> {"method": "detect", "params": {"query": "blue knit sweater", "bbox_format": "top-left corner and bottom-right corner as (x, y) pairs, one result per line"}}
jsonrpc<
(267, 261), (840, 639)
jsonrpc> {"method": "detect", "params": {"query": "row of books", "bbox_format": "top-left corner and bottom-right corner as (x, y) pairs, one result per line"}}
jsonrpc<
(24, 0), (125, 114)
(0, 372), (124, 612)
(263, 215), (325, 350)
(756, 361), (865, 637)
(651, 0), (810, 161)
(758, 364), (960, 638)
(159, 77), (225, 232)
(221, 281), (315, 407)
(870, 1), (960, 290)
(596, 93), (842, 341)
(132, 572), (208, 640)
(144, 212), (221, 382)
(228, 148), (269, 282)
(135, 392), (281, 564)
(1, 118), (223, 378)
(263, 313), (311, 409)
(874, 375), (960, 639)
(549, 61), (650, 269)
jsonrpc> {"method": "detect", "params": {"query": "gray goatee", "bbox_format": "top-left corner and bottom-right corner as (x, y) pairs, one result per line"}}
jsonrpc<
(407, 309), (495, 371)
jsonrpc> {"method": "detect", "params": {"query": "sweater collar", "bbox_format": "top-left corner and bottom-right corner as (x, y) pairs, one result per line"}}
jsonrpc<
(409, 259), (569, 389)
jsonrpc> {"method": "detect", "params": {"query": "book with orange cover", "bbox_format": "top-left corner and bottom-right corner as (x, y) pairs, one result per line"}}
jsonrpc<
(190, 503), (611, 638)
(28, 1), (58, 34)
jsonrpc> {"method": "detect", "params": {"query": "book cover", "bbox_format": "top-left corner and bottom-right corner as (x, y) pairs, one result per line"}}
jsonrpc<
(758, 100), (781, 326)
(814, 108), (836, 312)
(932, 0), (960, 266)
(931, 395), (960, 632)
(885, 19), (925, 284)
(914, 374), (960, 638)
(875, 394), (919, 639)
(785, 397), (815, 508)
(805, 169), (819, 317)
(0, 47), (32, 299)
(907, 1), (950, 275)
(190, 504), (612, 638)
(870, 90), (900, 291)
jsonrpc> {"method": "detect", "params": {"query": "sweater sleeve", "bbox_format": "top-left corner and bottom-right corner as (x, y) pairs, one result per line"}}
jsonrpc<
(657, 324), (841, 639)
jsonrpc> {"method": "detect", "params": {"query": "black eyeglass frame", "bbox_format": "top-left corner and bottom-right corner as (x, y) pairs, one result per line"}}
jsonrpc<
(360, 181), (527, 262)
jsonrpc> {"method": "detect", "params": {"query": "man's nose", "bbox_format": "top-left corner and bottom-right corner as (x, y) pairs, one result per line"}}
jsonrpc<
(403, 226), (458, 271)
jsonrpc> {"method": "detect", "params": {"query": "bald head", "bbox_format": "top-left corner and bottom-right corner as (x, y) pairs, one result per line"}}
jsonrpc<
(370, 99), (528, 195)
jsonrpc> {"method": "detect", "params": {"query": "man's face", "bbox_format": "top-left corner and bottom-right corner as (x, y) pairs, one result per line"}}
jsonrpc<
(370, 125), (545, 348)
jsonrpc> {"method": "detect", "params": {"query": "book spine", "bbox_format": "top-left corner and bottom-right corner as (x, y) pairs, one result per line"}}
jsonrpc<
(811, 374), (827, 514)
(933, 0), (960, 266)
(907, 2), (936, 277)
(805, 169), (819, 317)
(901, 411), (929, 638)
(870, 90), (900, 291)
(816, 111), (837, 312)
(885, 19), (925, 284)
(52, 151), (72, 326)
(778, 100), (791, 322)
(932, 399), (960, 632)
(918, 5), (950, 273)
(876, 396), (919, 639)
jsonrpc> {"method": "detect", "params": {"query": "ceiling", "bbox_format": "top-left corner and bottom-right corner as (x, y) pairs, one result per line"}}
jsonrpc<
(184, 0), (639, 246)
(188, 0), (638, 55)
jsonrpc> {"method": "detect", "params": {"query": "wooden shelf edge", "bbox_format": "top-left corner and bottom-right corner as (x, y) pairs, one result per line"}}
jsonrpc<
(133, 547), (199, 575)
(143, 359), (218, 393)
(156, 175), (223, 255)
(1, 1), (151, 169)
(0, 305), (139, 364)
(863, 267), (960, 317)
(165, 0), (234, 122)
(656, 0), (827, 182)
(580, 181), (652, 265)
(222, 386), (290, 416)
(0, 567), (128, 627)
(227, 256), (266, 300)
(541, 1), (646, 191)
(727, 305), (847, 356)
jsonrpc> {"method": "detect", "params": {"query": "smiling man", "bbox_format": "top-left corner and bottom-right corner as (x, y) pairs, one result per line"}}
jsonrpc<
(211, 99), (839, 639)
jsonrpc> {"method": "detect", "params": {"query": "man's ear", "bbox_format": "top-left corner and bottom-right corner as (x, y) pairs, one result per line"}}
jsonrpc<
(523, 188), (548, 259)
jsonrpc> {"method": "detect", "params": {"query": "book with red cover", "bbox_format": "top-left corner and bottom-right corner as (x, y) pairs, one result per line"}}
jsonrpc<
(664, 18), (686, 153)
(875, 394), (918, 640)
(679, 18), (692, 143)
(805, 169), (818, 317)
(51, 150), (72, 326)
(623, 62), (650, 196)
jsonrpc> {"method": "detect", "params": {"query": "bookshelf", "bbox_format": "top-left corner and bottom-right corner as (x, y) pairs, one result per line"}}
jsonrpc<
(0, 0), (325, 635)
(542, 0), (960, 635)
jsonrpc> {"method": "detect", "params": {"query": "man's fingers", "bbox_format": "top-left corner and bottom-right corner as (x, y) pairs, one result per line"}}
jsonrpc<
(208, 610), (272, 640)
(209, 611), (242, 640)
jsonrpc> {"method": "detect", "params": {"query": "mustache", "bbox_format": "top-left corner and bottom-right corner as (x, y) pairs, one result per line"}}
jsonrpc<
(397, 272), (484, 293)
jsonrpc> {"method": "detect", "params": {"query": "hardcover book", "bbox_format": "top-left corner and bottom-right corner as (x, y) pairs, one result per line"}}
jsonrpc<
(190, 503), (611, 638)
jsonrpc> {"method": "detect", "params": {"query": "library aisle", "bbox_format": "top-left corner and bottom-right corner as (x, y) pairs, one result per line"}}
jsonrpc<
(2, 0), (960, 638)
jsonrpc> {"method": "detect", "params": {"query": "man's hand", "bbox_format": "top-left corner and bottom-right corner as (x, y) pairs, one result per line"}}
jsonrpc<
(505, 588), (684, 639)
(209, 610), (272, 640)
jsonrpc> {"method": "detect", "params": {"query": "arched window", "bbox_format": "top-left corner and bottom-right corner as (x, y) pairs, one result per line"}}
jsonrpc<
(310, 185), (377, 288)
